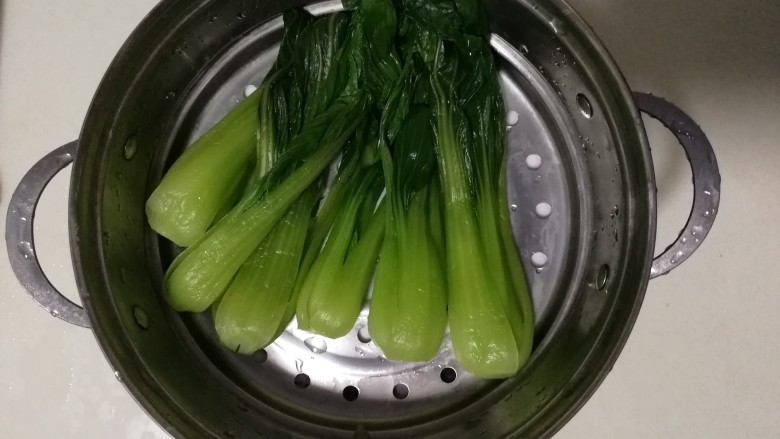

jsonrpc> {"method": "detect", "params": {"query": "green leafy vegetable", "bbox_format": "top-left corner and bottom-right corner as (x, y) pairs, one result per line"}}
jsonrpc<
(165, 94), (367, 312)
(145, 87), (263, 248)
(400, 0), (534, 377)
(148, 0), (535, 379)
(296, 166), (385, 338)
(214, 187), (317, 353)
(144, 9), (315, 246)
(370, 105), (447, 361)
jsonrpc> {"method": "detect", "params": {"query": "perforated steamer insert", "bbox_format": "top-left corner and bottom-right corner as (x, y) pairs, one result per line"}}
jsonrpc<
(162, 1), (582, 422)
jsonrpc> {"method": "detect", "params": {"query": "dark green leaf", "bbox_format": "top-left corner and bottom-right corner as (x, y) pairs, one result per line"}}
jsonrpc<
(394, 105), (437, 206)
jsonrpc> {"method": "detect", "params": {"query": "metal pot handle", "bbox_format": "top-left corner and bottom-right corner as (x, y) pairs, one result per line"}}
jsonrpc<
(633, 92), (721, 278)
(5, 141), (90, 327)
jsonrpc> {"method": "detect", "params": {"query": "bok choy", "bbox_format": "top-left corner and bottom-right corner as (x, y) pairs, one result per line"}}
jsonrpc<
(147, 0), (535, 379)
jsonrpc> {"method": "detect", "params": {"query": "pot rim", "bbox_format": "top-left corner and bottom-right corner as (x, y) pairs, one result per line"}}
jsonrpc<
(69, 0), (656, 437)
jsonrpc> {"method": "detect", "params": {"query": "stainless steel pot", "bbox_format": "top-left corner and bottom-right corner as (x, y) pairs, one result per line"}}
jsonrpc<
(5, 0), (720, 437)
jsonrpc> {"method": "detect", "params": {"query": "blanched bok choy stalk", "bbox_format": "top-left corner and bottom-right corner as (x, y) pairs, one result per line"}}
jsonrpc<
(401, 0), (534, 377)
(295, 165), (386, 338)
(369, 104), (447, 362)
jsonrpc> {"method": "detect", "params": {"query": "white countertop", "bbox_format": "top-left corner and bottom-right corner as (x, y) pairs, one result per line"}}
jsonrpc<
(1, 0), (779, 437)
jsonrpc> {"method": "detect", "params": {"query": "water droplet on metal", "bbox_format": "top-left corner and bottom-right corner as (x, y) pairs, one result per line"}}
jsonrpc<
(243, 84), (257, 97)
(510, 204), (518, 212)
(295, 358), (304, 373)
(114, 371), (121, 381)
(304, 336), (327, 354)
(520, 44), (529, 54)
(18, 241), (33, 259)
